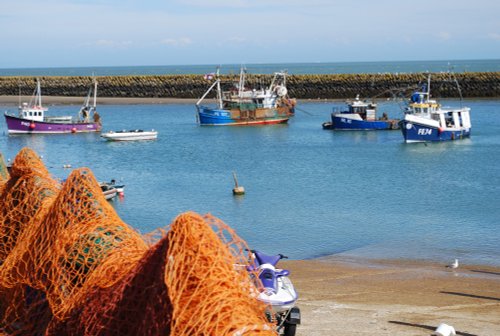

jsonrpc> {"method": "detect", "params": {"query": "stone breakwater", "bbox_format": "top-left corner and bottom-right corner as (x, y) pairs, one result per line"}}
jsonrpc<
(1, 72), (499, 99)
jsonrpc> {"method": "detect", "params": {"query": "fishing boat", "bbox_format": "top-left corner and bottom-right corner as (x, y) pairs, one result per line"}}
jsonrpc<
(109, 179), (125, 194)
(322, 95), (399, 130)
(195, 68), (296, 126)
(100, 129), (158, 141)
(399, 75), (471, 143)
(4, 78), (102, 134)
(100, 182), (117, 200)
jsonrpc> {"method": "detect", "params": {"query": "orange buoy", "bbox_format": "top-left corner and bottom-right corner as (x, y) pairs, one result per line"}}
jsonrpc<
(29, 122), (35, 129)
(71, 127), (77, 133)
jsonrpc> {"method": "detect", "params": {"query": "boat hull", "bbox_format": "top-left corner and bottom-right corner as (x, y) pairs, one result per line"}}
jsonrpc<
(197, 107), (289, 126)
(323, 115), (398, 130)
(101, 130), (158, 141)
(4, 114), (101, 134)
(399, 120), (471, 142)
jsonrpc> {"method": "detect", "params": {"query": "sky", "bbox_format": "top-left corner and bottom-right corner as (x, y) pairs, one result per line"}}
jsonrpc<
(0, 0), (499, 68)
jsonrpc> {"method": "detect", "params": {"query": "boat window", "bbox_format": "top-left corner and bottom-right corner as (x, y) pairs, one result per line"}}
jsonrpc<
(29, 112), (33, 116)
(24, 112), (27, 117)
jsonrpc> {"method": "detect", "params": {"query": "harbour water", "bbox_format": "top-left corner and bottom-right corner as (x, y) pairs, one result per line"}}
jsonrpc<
(1, 99), (499, 266)
(1, 59), (499, 77)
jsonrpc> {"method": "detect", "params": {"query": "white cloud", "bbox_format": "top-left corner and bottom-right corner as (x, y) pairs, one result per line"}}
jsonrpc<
(160, 37), (192, 46)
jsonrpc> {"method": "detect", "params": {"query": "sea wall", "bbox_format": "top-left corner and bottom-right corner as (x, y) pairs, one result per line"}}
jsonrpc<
(1, 72), (499, 99)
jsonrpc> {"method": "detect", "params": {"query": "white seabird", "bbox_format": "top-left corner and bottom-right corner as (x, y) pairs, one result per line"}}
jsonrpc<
(446, 259), (459, 269)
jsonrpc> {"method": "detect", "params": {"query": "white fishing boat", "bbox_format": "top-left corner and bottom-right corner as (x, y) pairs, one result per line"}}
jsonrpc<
(100, 182), (117, 200)
(100, 129), (158, 141)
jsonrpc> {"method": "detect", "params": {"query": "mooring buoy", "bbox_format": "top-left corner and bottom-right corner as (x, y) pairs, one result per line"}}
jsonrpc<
(232, 171), (245, 195)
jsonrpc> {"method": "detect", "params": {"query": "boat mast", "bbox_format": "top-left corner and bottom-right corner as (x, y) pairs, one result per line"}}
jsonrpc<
(36, 79), (42, 107)
(427, 74), (431, 99)
(29, 78), (42, 108)
(93, 77), (98, 109)
(238, 66), (246, 98)
(216, 67), (223, 108)
(196, 68), (222, 109)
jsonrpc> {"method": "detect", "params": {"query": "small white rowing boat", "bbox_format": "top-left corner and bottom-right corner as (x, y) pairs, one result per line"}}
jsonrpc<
(101, 129), (158, 141)
(100, 182), (117, 200)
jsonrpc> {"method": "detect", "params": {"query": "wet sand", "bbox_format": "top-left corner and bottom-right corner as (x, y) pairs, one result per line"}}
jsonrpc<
(0, 95), (336, 106)
(283, 257), (500, 336)
(0, 95), (198, 106)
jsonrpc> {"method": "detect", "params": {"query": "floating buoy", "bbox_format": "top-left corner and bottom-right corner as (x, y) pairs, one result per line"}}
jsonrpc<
(29, 122), (35, 129)
(63, 164), (72, 168)
(438, 127), (444, 133)
(232, 171), (245, 195)
(71, 127), (77, 133)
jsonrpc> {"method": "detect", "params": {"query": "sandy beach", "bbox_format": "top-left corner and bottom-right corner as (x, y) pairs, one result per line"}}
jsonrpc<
(0, 95), (198, 106)
(0, 95), (339, 106)
(283, 257), (500, 336)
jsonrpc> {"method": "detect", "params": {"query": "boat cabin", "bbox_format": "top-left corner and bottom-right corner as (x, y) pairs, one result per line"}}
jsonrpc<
(407, 91), (471, 130)
(334, 95), (377, 121)
(18, 103), (48, 122)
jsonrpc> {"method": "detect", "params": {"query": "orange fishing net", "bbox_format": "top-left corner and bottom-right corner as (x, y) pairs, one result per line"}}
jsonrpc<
(0, 153), (8, 191)
(0, 148), (59, 335)
(165, 212), (274, 335)
(0, 147), (276, 336)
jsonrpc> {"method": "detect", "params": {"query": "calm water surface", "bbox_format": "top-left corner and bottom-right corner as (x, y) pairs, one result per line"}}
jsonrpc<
(1, 99), (499, 265)
(1, 59), (499, 76)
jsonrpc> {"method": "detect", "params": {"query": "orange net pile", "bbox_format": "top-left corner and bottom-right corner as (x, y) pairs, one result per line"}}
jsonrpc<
(0, 148), (60, 335)
(0, 147), (275, 335)
(165, 212), (274, 335)
(0, 153), (8, 191)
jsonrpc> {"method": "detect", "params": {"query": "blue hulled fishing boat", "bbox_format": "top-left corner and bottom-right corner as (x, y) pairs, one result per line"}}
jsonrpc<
(195, 68), (296, 126)
(322, 95), (399, 130)
(399, 75), (471, 143)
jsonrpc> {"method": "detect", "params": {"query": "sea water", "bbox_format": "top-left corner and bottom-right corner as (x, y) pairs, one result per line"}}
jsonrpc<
(1, 99), (499, 266)
(1, 59), (499, 76)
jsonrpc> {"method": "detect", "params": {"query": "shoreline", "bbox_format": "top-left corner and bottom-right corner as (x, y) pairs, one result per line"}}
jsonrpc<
(0, 95), (497, 107)
(284, 256), (500, 336)
(0, 95), (199, 106)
